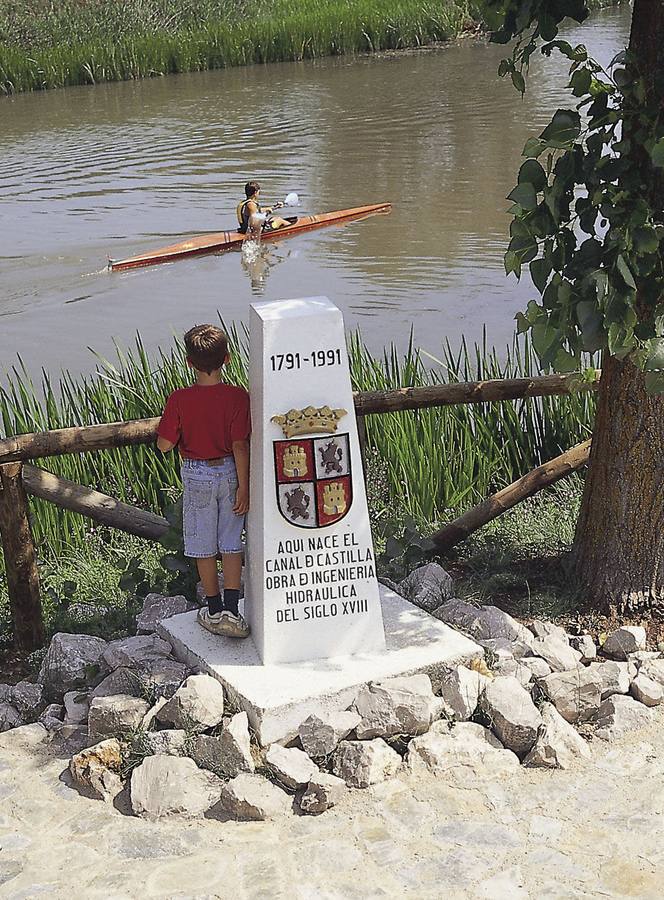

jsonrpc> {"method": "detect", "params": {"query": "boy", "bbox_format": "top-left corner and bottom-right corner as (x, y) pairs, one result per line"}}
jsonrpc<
(156, 324), (251, 638)
(236, 180), (291, 235)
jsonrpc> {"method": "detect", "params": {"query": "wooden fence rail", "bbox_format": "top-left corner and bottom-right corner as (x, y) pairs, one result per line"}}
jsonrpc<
(0, 369), (601, 651)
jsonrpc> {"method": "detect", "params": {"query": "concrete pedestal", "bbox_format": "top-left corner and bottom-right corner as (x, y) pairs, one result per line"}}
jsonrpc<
(158, 587), (481, 746)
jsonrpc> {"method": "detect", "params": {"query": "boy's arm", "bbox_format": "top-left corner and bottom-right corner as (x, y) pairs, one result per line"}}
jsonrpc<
(156, 435), (176, 452)
(156, 394), (180, 453)
(232, 439), (250, 515)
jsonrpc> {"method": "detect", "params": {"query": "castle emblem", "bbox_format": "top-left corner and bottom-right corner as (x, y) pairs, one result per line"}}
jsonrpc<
(274, 433), (352, 528)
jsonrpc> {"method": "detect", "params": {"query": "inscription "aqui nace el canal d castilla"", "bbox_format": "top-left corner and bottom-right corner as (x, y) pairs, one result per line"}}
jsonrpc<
(264, 533), (375, 624)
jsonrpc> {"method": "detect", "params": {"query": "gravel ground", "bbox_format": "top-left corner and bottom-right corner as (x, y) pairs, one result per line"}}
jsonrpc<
(0, 711), (663, 900)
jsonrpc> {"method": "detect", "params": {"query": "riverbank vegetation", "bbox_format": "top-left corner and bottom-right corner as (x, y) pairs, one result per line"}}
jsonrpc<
(0, 0), (619, 94)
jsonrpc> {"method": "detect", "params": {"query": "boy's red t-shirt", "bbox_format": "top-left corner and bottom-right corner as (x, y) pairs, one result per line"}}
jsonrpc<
(157, 383), (251, 459)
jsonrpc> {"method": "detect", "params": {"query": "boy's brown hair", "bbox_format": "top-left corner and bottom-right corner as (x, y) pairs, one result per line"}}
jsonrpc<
(245, 180), (260, 198)
(184, 324), (229, 374)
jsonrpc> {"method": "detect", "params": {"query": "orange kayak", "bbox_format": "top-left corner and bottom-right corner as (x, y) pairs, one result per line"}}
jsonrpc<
(109, 202), (392, 271)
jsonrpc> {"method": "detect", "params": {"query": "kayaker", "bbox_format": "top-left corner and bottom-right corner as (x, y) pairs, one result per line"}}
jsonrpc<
(236, 181), (291, 235)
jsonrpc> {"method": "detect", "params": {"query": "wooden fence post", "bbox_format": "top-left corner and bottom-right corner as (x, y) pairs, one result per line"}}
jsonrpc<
(0, 462), (45, 651)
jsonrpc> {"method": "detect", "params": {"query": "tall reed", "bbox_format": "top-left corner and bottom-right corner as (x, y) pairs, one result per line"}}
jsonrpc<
(0, 327), (596, 554)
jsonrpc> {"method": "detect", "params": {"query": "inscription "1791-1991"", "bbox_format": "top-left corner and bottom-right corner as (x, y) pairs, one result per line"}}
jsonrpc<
(270, 348), (342, 371)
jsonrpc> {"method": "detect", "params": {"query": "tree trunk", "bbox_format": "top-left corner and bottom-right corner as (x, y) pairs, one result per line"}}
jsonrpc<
(573, 0), (664, 615)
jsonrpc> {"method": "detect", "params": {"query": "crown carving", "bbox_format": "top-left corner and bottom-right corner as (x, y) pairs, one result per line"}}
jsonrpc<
(282, 444), (308, 478)
(271, 405), (347, 438)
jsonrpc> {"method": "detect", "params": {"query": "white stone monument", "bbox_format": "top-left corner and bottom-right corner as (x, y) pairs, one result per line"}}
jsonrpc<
(246, 296), (386, 664)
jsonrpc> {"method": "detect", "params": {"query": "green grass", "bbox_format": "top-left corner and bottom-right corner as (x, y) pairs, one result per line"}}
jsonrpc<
(0, 0), (478, 93)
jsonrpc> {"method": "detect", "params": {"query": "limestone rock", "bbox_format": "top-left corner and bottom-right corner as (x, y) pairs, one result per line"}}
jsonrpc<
(529, 620), (569, 643)
(332, 738), (401, 788)
(11, 680), (44, 716)
(0, 683), (11, 702)
(435, 600), (535, 648)
(49, 723), (95, 756)
(637, 658), (664, 687)
(90, 667), (143, 699)
(570, 634), (597, 662)
(492, 657), (533, 688)
(630, 674), (664, 707)
(529, 636), (582, 673)
(591, 661), (631, 700)
(146, 729), (187, 756)
(141, 696), (167, 729)
(523, 703), (591, 769)
(265, 744), (318, 791)
(102, 634), (173, 673)
(438, 666), (489, 721)
(141, 659), (190, 699)
(299, 772), (346, 815)
(592, 694), (654, 741)
(63, 690), (89, 725)
(38, 633), (108, 697)
(88, 694), (150, 740)
(155, 674), (225, 731)
(219, 773), (292, 820)
(602, 626), (647, 660)
(407, 721), (519, 776)
(541, 667), (604, 724)
(397, 563), (453, 612)
(481, 637), (533, 661)
(189, 712), (254, 778)
(38, 703), (64, 730)
(479, 675), (542, 756)
(353, 674), (437, 739)
(69, 738), (124, 802)
(520, 657), (553, 679)
(627, 650), (661, 668)
(136, 593), (190, 634)
(0, 702), (22, 732)
(0, 722), (47, 750)
(130, 755), (223, 819)
(298, 710), (360, 757)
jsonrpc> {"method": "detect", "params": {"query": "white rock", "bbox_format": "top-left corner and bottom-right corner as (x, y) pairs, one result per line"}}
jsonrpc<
(353, 674), (437, 739)
(136, 593), (190, 634)
(529, 636), (582, 673)
(102, 634), (173, 672)
(130, 755), (223, 819)
(146, 729), (187, 756)
(592, 694), (654, 741)
(298, 710), (360, 757)
(520, 657), (553, 679)
(523, 703), (591, 769)
(591, 661), (631, 700)
(142, 659), (189, 699)
(38, 633), (108, 696)
(11, 680), (44, 716)
(299, 772), (346, 815)
(88, 694), (150, 740)
(63, 690), (89, 725)
(265, 744), (318, 790)
(142, 696), (168, 730)
(332, 738), (401, 787)
(482, 637), (534, 661)
(492, 657), (533, 687)
(38, 703), (64, 729)
(0, 722), (47, 749)
(156, 674), (224, 731)
(397, 563), (453, 612)
(627, 650), (661, 668)
(438, 666), (489, 721)
(435, 600), (535, 649)
(0, 702), (22, 732)
(602, 626), (647, 660)
(541, 667), (604, 723)
(569, 634), (597, 661)
(69, 738), (124, 802)
(529, 620), (569, 643)
(480, 676), (542, 756)
(407, 721), (519, 777)
(637, 658), (664, 687)
(220, 773), (292, 820)
(630, 674), (664, 707)
(188, 711), (254, 778)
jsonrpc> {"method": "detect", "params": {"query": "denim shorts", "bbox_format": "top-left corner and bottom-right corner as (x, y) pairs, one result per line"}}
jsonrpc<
(181, 458), (245, 558)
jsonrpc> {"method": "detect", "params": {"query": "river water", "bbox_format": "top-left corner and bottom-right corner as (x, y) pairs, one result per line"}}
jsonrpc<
(0, 4), (630, 380)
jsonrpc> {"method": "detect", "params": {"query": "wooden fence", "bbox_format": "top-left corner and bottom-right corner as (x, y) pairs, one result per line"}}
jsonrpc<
(0, 372), (600, 651)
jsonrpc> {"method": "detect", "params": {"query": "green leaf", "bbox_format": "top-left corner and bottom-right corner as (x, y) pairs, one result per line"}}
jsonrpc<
(507, 183), (538, 210)
(539, 109), (581, 148)
(576, 301), (605, 352)
(553, 348), (578, 373)
(645, 337), (664, 371)
(570, 67), (591, 97)
(633, 226), (660, 254)
(515, 312), (531, 334)
(616, 254), (637, 289)
(504, 250), (521, 277)
(530, 257), (552, 293)
(518, 159), (547, 192)
(523, 137), (546, 158)
(651, 138), (664, 168)
(645, 371), (664, 394)
(532, 321), (560, 359)
(511, 70), (526, 94)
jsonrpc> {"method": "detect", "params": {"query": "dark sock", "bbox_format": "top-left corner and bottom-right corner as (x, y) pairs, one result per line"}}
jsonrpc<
(206, 593), (223, 615)
(223, 588), (240, 616)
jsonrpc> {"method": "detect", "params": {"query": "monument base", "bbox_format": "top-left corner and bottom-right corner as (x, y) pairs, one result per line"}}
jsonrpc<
(157, 587), (481, 746)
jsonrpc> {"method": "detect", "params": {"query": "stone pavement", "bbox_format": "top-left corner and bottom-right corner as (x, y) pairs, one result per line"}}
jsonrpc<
(1, 711), (663, 900)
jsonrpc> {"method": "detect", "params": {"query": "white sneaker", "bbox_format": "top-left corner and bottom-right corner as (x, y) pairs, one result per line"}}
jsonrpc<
(197, 606), (250, 638)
